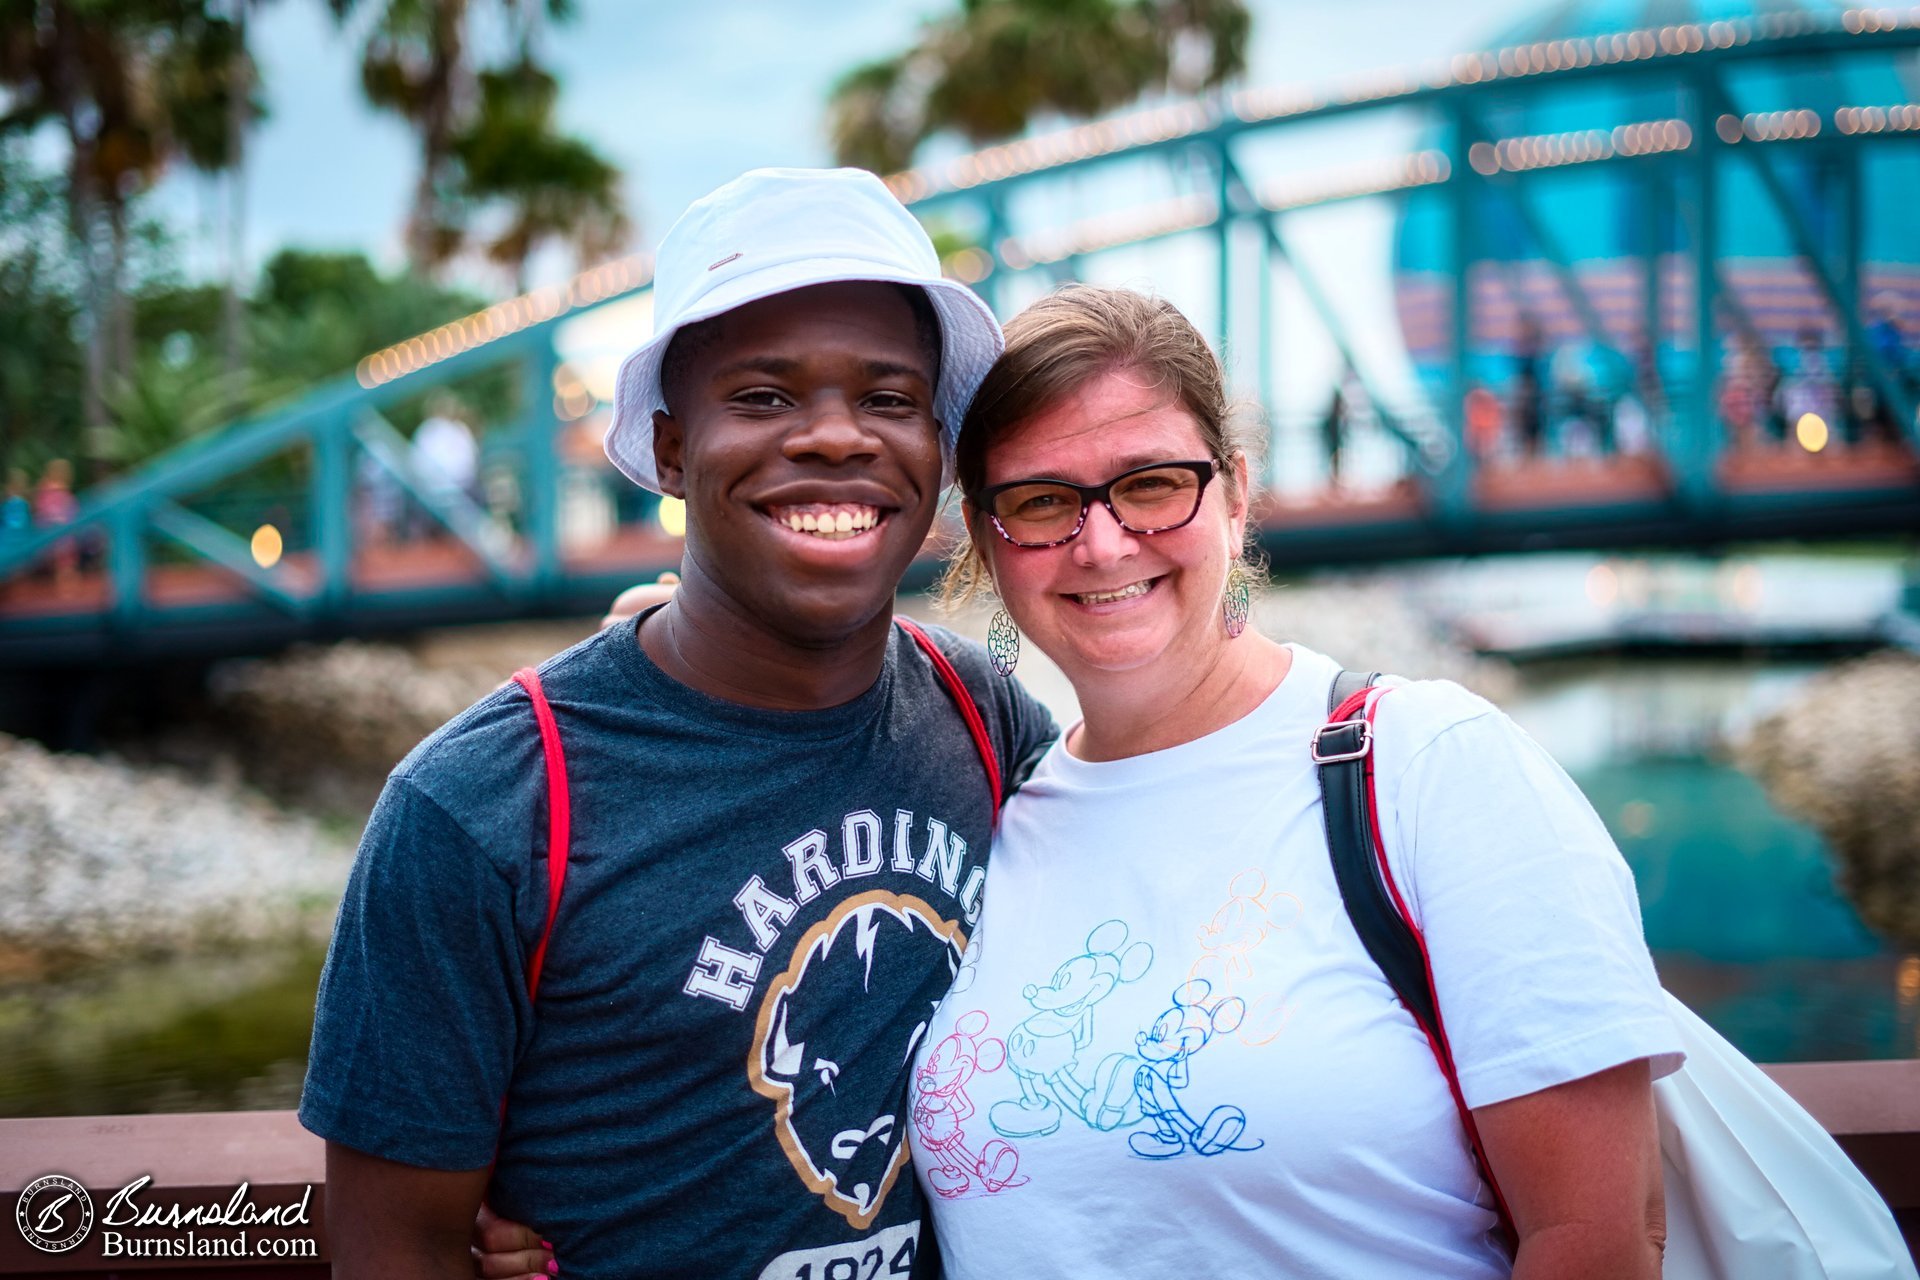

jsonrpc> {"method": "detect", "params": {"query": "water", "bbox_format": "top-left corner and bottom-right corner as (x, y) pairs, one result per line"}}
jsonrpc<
(0, 654), (1912, 1119)
(0, 944), (326, 1119)
(1506, 657), (1918, 1065)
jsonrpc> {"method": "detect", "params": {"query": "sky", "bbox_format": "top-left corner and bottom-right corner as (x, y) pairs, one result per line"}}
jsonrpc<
(133, 0), (1555, 429)
(164, 0), (1546, 281)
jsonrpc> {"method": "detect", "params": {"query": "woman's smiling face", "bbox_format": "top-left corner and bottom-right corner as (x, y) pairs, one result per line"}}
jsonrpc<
(974, 367), (1247, 685)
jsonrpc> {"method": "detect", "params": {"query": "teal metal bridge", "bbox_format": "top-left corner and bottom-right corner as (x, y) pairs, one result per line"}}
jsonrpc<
(2, 2), (1917, 671)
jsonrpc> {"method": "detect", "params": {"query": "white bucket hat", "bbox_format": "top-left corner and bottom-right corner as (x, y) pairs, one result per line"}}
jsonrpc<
(604, 167), (1004, 492)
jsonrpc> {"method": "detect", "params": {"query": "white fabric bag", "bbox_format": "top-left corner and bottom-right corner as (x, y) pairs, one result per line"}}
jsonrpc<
(1318, 680), (1915, 1280)
(1655, 992), (1915, 1280)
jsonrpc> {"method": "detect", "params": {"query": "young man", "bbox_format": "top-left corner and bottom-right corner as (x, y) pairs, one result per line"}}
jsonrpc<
(300, 168), (1055, 1280)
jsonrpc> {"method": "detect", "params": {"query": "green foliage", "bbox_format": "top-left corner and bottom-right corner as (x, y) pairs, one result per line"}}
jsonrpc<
(829, 57), (913, 176)
(0, 1), (593, 480)
(241, 249), (519, 438)
(827, 0), (1251, 174)
(156, 9), (266, 175)
(2, 233), (511, 472)
(0, 144), (84, 475)
(102, 354), (248, 467)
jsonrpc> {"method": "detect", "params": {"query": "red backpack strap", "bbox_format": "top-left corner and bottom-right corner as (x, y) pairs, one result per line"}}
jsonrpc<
(1317, 681), (1517, 1249)
(511, 667), (571, 1001)
(895, 617), (1004, 821)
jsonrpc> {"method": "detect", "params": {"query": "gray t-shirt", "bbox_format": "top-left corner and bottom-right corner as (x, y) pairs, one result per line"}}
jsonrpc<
(299, 614), (1057, 1280)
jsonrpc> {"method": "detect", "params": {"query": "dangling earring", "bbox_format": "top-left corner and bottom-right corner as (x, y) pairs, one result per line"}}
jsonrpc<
(1222, 564), (1251, 639)
(987, 607), (1020, 677)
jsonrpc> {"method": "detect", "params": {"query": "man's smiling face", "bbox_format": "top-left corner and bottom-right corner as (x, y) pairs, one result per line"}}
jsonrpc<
(652, 280), (944, 646)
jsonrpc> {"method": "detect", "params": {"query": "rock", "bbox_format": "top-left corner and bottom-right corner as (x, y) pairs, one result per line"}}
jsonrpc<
(203, 623), (587, 816)
(0, 734), (352, 969)
(1253, 575), (1517, 701)
(914, 575), (1514, 725)
(1738, 650), (1920, 948)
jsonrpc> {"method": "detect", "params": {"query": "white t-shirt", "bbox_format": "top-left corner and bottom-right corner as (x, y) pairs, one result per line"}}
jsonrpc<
(909, 645), (1682, 1279)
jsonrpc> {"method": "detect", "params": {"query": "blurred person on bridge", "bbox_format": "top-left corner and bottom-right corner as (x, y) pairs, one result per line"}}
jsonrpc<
(31, 457), (79, 589)
(1612, 339), (1663, 456)
(354, 447), (406, 549)
(301, 167), (1037, 1280)
(411, 392), (481, 537)
(1777, 327), (1839, 448)
(1464, 383), (1505, 461)
(1719, 336), (1769, 450)
(2, 467), (29, 539)
(1866, 298), (1912, 400)
(1319, 365), (1354, 489)
(1511, 318), (1547, 459)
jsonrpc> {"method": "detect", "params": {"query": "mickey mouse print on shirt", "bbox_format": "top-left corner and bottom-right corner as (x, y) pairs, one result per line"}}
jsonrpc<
(912, 1011), (1027, 1199)
(1130, 980), (1265, 1159)
(913, 915), (1274, 1180)
(989, 920), (1153, 1140)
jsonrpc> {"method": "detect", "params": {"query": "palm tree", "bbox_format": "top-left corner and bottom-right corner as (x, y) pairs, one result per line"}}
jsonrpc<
(154, 0), (268, 391)
(452, 58), (628, 290)
(328, 0), (622, 280)
(0, 0), (248, 452)
(828, 0), (1251, 174)
(330, 0), (475, 270)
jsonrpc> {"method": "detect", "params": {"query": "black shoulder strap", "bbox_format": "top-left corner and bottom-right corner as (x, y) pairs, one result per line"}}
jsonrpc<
(1318, 671), (1519, 1249)
(1317, 669), (1440, 1035)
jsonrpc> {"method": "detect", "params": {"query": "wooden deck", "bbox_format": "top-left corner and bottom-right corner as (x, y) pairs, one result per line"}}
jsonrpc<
(1, 1058), (1915, 1273)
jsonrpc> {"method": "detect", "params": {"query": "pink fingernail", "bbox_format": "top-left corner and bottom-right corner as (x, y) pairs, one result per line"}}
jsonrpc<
(548, 1263), (560, 1276)
(541, 1241), (553, 1250)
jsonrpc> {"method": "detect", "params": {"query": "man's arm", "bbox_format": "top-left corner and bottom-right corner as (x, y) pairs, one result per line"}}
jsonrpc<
(326, 1143), (492, 1280)
(301, 772), (537, 1275)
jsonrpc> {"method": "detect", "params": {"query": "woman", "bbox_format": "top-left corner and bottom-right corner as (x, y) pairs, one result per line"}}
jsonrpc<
(479, 285), (1680, 1278)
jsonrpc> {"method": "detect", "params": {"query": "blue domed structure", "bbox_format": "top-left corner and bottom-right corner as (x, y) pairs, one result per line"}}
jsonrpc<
(1393, 0), (1920, 395)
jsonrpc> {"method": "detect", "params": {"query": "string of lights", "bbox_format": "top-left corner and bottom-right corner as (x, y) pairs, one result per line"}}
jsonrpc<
(996, 195), (1218, 270)
(1717, 109), (1823, 142)
(882, 10), (1918, 203)
(355, 254), (654, 390)
(1260, 151), (1451, 212)
(1834, 103), (1920, 133)
(356, 16), (1920, 394)
(1468, 118), (1693, 175)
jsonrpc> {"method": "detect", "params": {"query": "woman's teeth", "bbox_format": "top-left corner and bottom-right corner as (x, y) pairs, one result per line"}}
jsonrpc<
(771, 504), (882, 539)
(1073, 580), (1154, 605)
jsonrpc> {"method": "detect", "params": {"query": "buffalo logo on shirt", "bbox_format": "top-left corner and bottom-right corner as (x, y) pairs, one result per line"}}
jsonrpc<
(749, 890), (966, 1228)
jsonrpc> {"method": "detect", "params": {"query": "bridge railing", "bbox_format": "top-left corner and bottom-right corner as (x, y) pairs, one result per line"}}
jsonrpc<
(8, 17), (1920, 651)
(0, 324), (619, 637)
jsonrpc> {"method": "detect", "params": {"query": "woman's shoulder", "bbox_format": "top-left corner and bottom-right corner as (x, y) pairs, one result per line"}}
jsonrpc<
(1376, 674), (1503, 740)
(1294, 646), (1507, 755)
(1360, 672), (1531, 792)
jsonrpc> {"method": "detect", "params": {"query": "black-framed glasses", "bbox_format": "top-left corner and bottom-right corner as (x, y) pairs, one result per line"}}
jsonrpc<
(970, 459), (1219, 548)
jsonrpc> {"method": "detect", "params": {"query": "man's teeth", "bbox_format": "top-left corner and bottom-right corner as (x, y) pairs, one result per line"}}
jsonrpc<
(773, 505), (882, 539)
(1074, 580), (1154, 605)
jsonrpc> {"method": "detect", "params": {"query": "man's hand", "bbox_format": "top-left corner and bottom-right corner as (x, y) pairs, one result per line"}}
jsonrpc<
(472, 1202), (556, 1279)
(601, 572), (679, 630)
(325, 1142), (493, 1280)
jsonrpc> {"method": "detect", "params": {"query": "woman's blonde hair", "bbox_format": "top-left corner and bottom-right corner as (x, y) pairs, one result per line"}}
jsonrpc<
(940, 284), (1266, 604)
